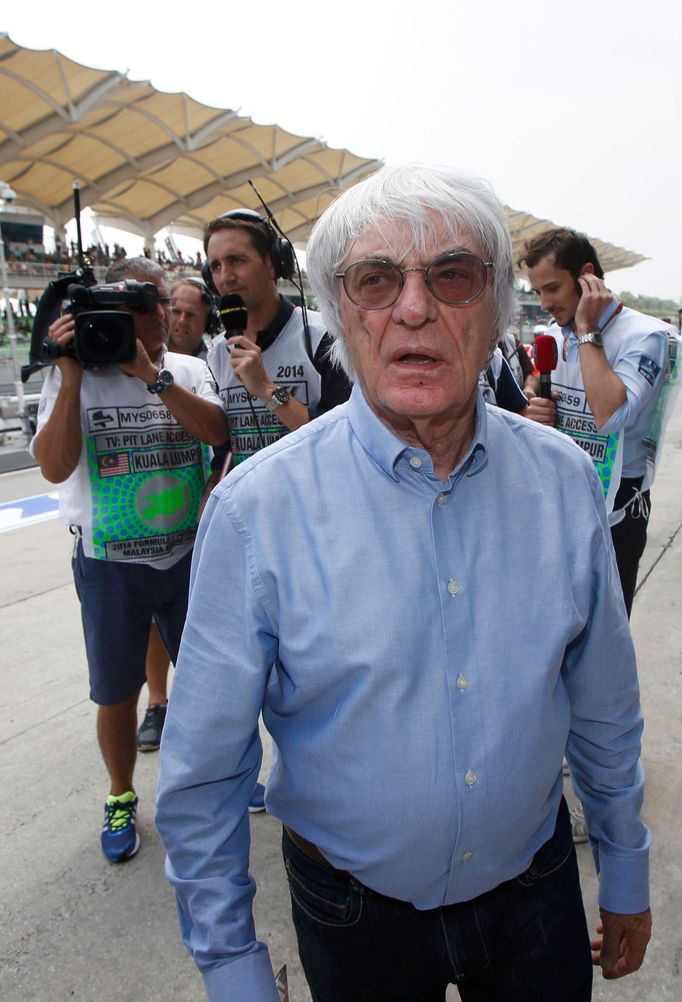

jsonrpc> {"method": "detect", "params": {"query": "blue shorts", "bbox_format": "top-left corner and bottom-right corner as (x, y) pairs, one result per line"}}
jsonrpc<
(72, 539), (192, 705)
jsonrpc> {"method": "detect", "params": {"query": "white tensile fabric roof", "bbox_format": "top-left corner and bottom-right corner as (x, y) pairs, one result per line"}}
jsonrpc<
(0, 33), (647, 274)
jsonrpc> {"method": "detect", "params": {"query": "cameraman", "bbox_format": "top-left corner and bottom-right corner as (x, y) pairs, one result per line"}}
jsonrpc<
(31, 257), (227, 863)
(136, 278), (217, 753)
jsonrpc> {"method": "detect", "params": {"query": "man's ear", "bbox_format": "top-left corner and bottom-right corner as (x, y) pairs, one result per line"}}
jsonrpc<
(578, 263), (595, 278)
(486, 329), (499, 365)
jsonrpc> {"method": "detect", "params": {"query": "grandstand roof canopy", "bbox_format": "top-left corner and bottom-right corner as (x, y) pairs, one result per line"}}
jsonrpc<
(0, 33), (647, 273)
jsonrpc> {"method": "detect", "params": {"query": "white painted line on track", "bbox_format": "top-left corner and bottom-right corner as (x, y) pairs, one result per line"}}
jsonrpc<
(0, 492), (60, 533)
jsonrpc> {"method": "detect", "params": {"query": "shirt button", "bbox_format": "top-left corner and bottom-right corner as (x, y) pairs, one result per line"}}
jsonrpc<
(437, 492), (446, 506)
(465, 770), (477, 787)
(461, 851), (474, 863)
(409, 456), (422, 469)
(447, 580), (460, 596)
(457, 674), (469, 691)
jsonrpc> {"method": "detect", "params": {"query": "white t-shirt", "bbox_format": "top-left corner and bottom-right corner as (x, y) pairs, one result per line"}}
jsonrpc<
(32, 352), (221, 569)
(551, 304), (672, 515)
(208, 306), (327, 465)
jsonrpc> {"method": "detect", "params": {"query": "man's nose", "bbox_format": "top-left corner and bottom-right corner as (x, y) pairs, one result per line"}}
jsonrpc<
(391, 270), (437, 326)
(220, 260), (237, 279)
(216, 270), (232, 292)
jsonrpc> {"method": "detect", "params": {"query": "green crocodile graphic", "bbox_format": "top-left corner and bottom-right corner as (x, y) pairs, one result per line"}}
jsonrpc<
(141, 483), (187, 521)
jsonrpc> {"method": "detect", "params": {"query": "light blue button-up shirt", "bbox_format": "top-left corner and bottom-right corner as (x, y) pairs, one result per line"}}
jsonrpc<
(157, 383), (650, 1002)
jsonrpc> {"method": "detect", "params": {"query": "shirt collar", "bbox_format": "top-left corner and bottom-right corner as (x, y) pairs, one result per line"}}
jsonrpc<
(256, 296), (294, 351)
(347, 382), (489, 484)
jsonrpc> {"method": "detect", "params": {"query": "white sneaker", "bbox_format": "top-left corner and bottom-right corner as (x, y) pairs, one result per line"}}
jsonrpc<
(570, 803), (588, 844)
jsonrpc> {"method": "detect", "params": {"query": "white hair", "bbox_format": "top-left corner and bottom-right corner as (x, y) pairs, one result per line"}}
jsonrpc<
(105, 256), (167, 285)
(306, 164), (518, 378)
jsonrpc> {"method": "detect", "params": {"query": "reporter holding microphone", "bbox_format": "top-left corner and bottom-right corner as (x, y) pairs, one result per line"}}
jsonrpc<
(521, 331), (559, 425)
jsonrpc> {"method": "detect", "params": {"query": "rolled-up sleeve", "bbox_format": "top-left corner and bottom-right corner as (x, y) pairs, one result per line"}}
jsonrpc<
(599, 329), (668, 435)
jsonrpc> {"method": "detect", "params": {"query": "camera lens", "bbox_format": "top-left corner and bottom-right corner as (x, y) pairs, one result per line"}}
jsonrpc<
(75, 312), (137, 367)
(78, 317), (125, 361)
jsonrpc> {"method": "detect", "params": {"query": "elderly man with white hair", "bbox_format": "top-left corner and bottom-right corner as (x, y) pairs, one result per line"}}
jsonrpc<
(157, 165), (651, 1002)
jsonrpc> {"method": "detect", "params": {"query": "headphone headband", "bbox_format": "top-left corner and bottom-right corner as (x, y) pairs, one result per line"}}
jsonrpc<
(171, 276), (212, 302)
(170, 276), (221, 336)
(218, 208), (270, 226)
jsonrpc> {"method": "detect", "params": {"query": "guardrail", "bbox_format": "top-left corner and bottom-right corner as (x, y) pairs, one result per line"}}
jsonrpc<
(0, 391), (39, 443)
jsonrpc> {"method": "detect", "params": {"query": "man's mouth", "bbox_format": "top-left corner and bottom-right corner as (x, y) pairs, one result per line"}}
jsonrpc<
(395, 353), (440, 364)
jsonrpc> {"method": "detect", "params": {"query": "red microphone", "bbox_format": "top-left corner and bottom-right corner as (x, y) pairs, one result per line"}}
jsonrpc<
(534, 334), (558, 399)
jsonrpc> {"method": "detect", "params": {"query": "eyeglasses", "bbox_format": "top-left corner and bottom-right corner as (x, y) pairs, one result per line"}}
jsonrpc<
(128, 295), (171, 314)
(336, 252), (494, 310)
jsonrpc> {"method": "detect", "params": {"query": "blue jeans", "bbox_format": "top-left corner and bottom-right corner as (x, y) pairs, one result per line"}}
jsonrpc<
(283, 798), (592, 1002)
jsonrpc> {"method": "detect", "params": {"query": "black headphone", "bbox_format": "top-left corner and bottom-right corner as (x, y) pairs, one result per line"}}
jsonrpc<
(201, 208), (297, 294)
(171, 277), (221, 336)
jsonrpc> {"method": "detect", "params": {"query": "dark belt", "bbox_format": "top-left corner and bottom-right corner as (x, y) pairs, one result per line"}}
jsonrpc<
(284, 824), (344, 872)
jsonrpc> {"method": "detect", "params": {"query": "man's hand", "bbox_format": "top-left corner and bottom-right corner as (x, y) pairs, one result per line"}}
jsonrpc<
(572, 275), (627, 427)
(46, 314), (82, 379)
(117, 339), (158, 384)
(32, 313), (84, 483)
(521, 390), (557, 426)
(592, 908), (652, 979)
(225, 335), (311, 433)
(227, 335), (272, 400)
(575, 274), (612, 337)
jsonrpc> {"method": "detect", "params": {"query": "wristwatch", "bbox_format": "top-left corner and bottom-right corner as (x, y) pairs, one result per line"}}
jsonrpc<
(146, 368), (174, 394)
(267, 385), (291, 411)
(576, 331), (604, 348)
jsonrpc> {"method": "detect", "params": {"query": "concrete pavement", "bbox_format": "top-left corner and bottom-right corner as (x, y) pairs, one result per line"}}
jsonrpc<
(1, 405), (681, 1001)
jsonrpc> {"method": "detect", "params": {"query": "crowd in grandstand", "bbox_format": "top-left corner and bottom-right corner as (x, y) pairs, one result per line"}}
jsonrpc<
(3, 237), (205, 272)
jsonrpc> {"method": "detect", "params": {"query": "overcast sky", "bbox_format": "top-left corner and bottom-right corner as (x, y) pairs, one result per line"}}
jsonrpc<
(3, 1), (681, 302)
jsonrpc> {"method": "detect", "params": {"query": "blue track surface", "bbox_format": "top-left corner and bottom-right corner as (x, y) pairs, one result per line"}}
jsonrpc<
(0, 491), (59, 532)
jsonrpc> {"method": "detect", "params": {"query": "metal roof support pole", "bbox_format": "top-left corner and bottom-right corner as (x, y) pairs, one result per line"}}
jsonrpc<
(143, 223), (156, 262)
(0, 185), (29, 442)
(53, 224), (68, 267)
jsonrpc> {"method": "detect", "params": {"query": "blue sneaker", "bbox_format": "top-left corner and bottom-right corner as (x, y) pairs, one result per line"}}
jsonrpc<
(101, 792), (140, 862)
(248, 782), (266, 814)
